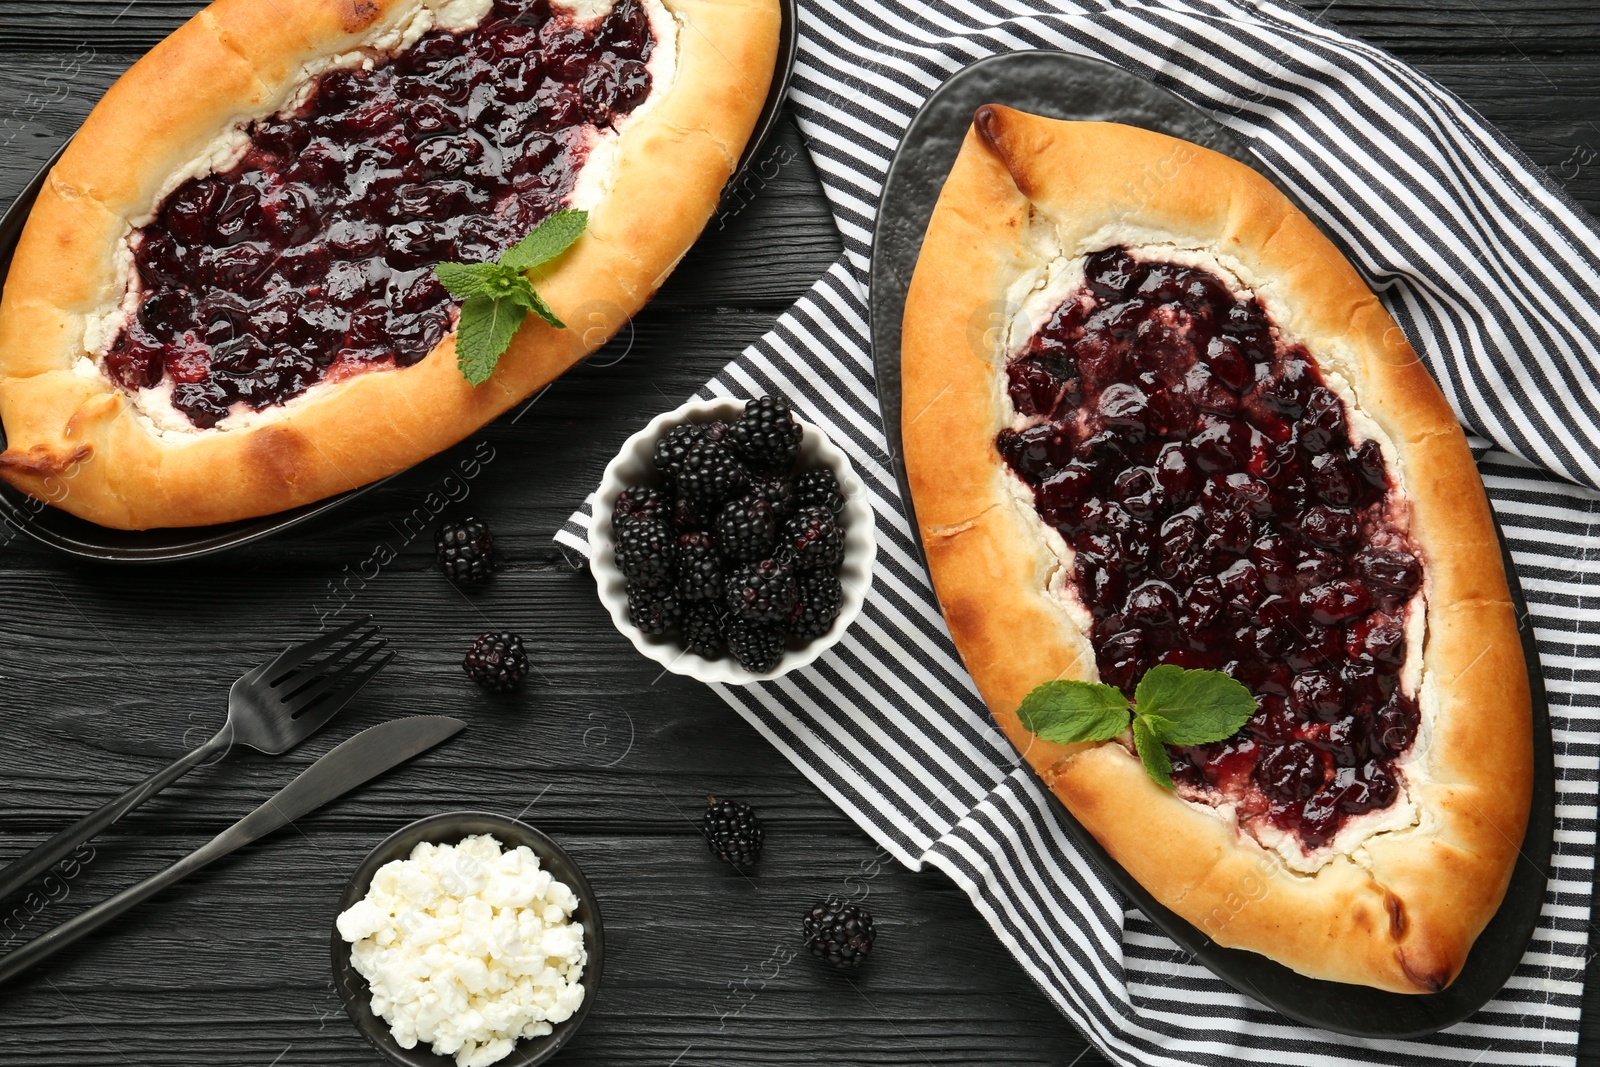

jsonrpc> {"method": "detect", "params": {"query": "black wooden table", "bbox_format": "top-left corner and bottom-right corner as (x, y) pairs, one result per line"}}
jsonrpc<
(1, 3), (1597, 1064)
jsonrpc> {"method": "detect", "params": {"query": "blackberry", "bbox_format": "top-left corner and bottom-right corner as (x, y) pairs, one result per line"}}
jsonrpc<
(785, 571), (843, 641)
(748, 474), (799, 524)
(613, 486), (667, 526)
(682, 602), (727, 658)
(462, 632), (529, 693)
(653, 421), (734, 489)
(780, 506), (844, 572)
(803, 899), (875, 970)
(675, 531), (724, 602)
(703, 795), (764, 868)
(729, 395), (803, 473)
(676, 438), (749, 508)
(715, 495), (778, 562)
(627, 584), (682, 635)
(725, 618), (785, 673)
(652, 423), (703, 489)
(727, 558), (799, 625)
(670, 494), (712, 534)
(614, 517), (675, 588)
(795, 468), (845, 513)
(435, 517), (496, 585)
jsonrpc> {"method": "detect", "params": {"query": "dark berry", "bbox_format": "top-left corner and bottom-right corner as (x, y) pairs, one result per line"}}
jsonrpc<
(1342, 760), (1398, 813)
(669, 494), (711, 534)
(675, 438), (749, 508)
(794, 468), (845, 512)
(725, 618), (785, 673)
(435, 517), (495, 585)
(1300, 506), (1359, 551)
(614, 517), (675, 588)
(780, 505), (845, 572)
(627, 584), (682, 635)
(1288, 670), (1344, 721)
(652, 423), (705, 488)
(1252, 740), (1321, 802)
(1354, 546), (1422, 599)
(1082, 248), (1136, 299)
(462, 632), (528, 693)
(675, 531), (724, 602)
(729, 395), (803, 473)
(803, 899), (875, 970)
(682, 602), (727, 658)
(703, 795), (763, 868)
(613, 486), (667, 526)
(785, 571), (842, 640)
(748, 474), (799, 524)
(715, 495), (778, 562)
(1301, 579), (1372, 626)
(727, 558), (799, 625)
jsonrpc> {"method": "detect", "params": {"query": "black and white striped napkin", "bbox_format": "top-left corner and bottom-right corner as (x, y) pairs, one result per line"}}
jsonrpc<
(558, 1), (1599, 1061)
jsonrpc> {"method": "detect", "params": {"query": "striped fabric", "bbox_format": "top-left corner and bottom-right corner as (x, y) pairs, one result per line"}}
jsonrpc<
(557, 0), (1600, 1061)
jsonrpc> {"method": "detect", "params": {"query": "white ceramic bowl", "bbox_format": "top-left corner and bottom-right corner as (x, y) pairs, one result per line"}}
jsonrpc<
(590, 397), (876, 684)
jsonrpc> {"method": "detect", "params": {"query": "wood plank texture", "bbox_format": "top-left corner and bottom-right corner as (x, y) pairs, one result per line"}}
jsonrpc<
(0, 2), (1596, 1064)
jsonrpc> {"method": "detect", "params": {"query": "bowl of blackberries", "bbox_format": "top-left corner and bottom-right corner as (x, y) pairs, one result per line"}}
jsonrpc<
(591, 395), (875, 683)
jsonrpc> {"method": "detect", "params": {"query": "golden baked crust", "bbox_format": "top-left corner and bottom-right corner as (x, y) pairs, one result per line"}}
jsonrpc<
(901, 106), (1532, 993)
(0, 0), (779, 529)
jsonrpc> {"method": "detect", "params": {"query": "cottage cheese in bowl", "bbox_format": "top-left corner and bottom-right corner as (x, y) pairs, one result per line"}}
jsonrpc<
(336, 834), (588, 1067)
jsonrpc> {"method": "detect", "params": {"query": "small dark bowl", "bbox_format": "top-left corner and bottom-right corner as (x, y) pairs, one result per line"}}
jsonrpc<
(331, 812), (604, 1067)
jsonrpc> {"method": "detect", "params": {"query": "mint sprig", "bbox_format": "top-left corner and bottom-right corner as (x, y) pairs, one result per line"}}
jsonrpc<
(434, 209), (587, 386)
(1015, 666), (1255, 790)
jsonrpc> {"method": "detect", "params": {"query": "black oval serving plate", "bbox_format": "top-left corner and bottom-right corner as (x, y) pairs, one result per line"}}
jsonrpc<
(0, 0), (798, 562)
(868, 50), (1555, 1038)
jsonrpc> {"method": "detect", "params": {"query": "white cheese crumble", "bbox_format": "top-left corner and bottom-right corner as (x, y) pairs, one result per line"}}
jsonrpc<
(998, 232), (1432, 875)
(337, 834), (588, 1067)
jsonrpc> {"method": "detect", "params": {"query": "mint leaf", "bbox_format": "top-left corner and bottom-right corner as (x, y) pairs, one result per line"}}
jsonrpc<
(496, 282), (563, 327)
(455, 295), (528, 386)
(498, 278), (540, 311)
(434, 261), (504, 299)
(523, 289), (566, 329)
(499, 208), (588, 272)
(1134, 666), (1256, 746)
(1132, 715), (1173, 790)
(1015, 680), (1129, 745)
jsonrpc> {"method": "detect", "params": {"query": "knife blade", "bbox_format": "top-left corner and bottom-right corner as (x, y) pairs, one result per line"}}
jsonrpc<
(0, 715), (466, 986)
(224, 715), (466, 848)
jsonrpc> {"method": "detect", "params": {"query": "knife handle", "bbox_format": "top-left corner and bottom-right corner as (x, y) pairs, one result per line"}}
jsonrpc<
(0, 728), (230, 906)
(0, 830), (238, 987)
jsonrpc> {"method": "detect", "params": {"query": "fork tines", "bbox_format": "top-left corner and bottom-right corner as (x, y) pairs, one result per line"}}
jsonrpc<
(255, 616), (395, 716)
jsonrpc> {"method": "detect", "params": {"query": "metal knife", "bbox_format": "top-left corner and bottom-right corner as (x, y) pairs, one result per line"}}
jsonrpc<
(0, 714), (466, 986)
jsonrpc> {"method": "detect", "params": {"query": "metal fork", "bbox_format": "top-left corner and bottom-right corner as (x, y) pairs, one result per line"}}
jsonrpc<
(0, 616), (393, 904)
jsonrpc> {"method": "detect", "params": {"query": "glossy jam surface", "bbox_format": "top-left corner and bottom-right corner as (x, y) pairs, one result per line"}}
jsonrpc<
(998, 248), (1424, 851)
(106, 0), (655, 428)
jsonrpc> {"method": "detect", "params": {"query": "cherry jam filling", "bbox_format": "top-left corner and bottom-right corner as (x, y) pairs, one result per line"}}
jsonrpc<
(998, 248), (1424, 852)
(105, 0), (655, 429)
